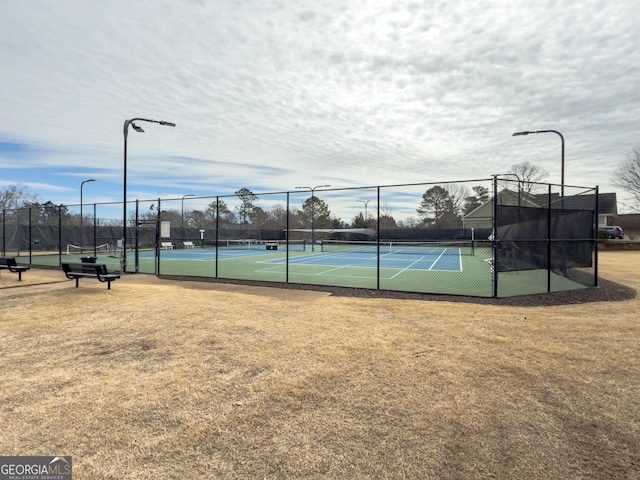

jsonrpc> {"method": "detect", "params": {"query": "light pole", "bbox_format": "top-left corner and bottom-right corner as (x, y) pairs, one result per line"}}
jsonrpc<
(181, 194), (195, 241)
(295, 184), (331, 251)
(357, 200), (370, 226)
(123, 118), (176, 273)
(512, 130), (565, 197)
(80, 179), (96, 249)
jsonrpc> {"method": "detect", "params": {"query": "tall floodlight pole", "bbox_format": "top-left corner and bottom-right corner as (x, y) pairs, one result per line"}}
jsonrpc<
(181, 194), (195, 241)
(295, 185), (331, 251)
(357, 200), (371, 226)
(123, 118), (176, 273)
(512, 130), (565, 197)
(80, 179), (96, 249)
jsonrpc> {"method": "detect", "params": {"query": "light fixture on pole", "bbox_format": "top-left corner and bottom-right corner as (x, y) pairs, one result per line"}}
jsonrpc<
(123, 118), (176, 273)
(181, 194), (195, 241)
(512, 130), (565, 197)
(295, 185), (331, 251)
(357, 200), (371, 225)
(80, 179), (96, 249)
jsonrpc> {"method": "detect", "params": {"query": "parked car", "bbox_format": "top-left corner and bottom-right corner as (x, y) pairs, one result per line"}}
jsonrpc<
(599, 225), (624, 239)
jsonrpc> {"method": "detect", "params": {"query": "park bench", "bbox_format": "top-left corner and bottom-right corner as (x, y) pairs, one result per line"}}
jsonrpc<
(160, 242), (174, 250)
(62, 263), (121, 290)
(0, 257), (30, 281)
(183, 241), (195, 249)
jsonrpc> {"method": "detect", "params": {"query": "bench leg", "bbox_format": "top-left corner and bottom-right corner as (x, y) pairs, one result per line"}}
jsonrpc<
(107, 280), (111, 290)
(75, 278), (79, 288)
(18, 271), (22, 281)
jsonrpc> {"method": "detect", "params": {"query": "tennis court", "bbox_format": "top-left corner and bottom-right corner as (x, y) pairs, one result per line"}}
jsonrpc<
(261, 242), (466, 273)
(144, 240), (471, 273)
(133, 239), (496, 296)
(147, 240), (470, 271)
(146, 251), (464, 274)
(29, 235), (585, 297)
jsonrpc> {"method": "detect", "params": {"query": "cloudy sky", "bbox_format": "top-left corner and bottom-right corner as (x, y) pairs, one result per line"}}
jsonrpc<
(1, 0), (639, 215)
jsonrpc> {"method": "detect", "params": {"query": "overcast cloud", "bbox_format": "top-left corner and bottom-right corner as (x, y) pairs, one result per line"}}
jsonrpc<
(1, 0), (639, 212)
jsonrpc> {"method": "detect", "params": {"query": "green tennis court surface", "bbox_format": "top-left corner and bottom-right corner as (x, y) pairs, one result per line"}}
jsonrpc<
(30, 240), (588, 297)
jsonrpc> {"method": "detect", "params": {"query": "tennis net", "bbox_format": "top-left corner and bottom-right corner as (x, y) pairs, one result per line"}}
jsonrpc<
(320, 240), (475, 256)
(213, 239), (306, 251)
(66, 243), (111, 255)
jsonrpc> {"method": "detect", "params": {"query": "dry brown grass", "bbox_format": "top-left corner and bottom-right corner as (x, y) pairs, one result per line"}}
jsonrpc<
(1, 251), (639, 479)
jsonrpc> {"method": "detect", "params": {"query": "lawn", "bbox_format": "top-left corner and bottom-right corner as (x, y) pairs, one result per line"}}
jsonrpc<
(0, 251), (638, 479)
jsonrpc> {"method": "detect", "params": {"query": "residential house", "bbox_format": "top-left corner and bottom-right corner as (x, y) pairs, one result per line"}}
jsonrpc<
(463, 190), (617, 230)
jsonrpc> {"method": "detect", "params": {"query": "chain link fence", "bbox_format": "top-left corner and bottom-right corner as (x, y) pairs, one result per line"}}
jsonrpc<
(1, 178), (598, 297)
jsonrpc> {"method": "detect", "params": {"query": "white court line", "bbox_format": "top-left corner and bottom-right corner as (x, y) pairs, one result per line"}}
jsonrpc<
(428, 250), (447, 270)
(314, 265), (357, 275)
(389, 255), (431, 279)
(254, 265), (285, 273)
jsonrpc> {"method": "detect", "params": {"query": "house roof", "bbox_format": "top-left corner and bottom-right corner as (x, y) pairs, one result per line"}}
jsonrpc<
(464, 190), (618, 219)
(537, 192), (617, 214)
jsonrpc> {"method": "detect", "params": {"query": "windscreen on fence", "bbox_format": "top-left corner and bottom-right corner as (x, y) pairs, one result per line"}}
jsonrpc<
(495, 205), (594, 272)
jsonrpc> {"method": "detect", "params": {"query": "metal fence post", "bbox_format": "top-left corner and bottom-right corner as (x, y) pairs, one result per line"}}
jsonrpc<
(93, 203), (98, 257)
(377, 186), (381, 291)
(286, 192), (290, 284)
(547, 184), (552, 293)
(2, 209), (5, 256)
(594, 186), (599, 287)
(215, 197), (219, 278)
(492, 176), (498, 298)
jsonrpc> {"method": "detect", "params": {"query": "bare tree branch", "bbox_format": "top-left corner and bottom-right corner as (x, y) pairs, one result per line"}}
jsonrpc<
(614, 146), (640, 206)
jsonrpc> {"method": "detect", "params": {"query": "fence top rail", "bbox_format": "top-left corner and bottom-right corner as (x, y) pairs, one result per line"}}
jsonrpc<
(2, 179), (597, 211)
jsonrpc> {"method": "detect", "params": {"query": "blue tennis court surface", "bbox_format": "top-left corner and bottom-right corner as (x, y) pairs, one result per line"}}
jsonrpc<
(142, 245), (464, 272)
(263, 249), (463, 272)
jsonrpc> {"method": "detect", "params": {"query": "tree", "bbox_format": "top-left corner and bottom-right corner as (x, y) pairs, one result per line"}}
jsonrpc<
(159, 209), (180, 225)
(510, 161), (549, 195)
(0, 185), (38, 210)
(188, 210), (207, 229)
(265, 204), (289, 229)
(417, 185), (464, 228)
(374, 202), (398, 229)
(235, 188), (258, 224)
(298, 196), (332, 228)
(206, 199), (232, 225)
(353, 210), (396, 229)
(352, 212), (367, 228)
(331, 217), (348, 229)
(614, 146), (640, 207)
(398, 216), (421, 228)
(379, 214), (397, 229)
(22, 201), (69, 225)
(463, 185), (490, 215)
(249, 206), (269, 230)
